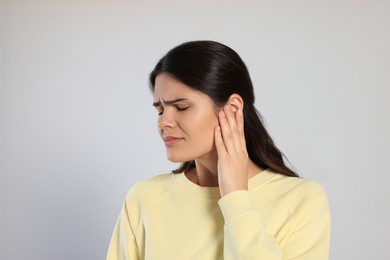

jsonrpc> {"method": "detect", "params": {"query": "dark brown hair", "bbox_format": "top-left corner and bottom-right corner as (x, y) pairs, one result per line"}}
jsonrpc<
(149, 40), (298, 177)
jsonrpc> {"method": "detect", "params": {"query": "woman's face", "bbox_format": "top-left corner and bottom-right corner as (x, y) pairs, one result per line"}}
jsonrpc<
(153, 73), (219, 163)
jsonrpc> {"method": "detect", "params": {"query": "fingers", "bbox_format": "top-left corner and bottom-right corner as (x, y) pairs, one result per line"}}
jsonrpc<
(218, 109), (236, 153)
(224, 107), (240, 142)
(214, 126), (227, 159)
(236, 109), (247, 152)
(218, 106), (246, 154)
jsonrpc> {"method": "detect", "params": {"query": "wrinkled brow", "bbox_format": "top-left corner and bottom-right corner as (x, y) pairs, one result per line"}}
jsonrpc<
(152, 98), (188, 107)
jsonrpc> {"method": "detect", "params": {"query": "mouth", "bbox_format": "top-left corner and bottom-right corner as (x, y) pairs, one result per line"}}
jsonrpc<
(163, 136), (183, 147)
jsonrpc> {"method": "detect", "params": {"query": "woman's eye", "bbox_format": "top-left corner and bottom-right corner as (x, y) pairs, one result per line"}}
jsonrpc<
(156, 106), (188, 116)
(176, 106), (189, 111)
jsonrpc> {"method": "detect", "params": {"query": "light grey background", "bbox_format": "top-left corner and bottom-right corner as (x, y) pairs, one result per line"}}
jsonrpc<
(2, 0), (389, 259)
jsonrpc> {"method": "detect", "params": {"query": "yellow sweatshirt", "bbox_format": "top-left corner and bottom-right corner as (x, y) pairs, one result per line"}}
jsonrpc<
(107, 169), (330, 259)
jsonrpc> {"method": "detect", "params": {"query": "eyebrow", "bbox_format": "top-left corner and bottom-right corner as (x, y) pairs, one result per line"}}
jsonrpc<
(152, 98), (188, 107)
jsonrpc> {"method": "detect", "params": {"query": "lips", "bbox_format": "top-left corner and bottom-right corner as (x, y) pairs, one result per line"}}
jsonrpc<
(163, 136), (183, 147)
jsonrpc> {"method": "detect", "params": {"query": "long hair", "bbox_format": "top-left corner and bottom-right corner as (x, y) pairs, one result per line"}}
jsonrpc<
(149, 40), (298, 177)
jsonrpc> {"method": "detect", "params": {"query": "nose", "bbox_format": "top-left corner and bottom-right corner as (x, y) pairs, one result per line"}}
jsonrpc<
(157, 110), (177, 130)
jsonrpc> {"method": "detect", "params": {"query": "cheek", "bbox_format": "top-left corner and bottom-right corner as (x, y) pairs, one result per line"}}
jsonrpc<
(176, 104), (219, 140)
(189, 111), (219, 137)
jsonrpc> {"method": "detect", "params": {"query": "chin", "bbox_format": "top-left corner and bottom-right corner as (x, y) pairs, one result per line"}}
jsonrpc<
(166, 152), (195, 163)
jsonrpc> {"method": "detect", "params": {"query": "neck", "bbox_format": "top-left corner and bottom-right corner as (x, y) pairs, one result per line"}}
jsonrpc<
(185, 152), (263, 187)
(193, 157), (219, 187)
(183, 151), (218, 187)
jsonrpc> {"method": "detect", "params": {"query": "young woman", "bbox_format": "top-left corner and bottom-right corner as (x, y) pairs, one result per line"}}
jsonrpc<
(107, 41), (331, 260)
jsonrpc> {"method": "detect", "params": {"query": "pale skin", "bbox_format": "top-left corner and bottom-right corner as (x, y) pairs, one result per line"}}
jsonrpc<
(154, 73), (263, 197)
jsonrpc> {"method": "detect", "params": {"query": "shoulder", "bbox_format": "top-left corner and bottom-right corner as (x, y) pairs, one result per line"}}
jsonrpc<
(117, 173), (174, 233)
(271, 173), (331, 233)
(125, 173), (174, 208)
(271, 172), (326, 197)
(264, 170), (329, 213)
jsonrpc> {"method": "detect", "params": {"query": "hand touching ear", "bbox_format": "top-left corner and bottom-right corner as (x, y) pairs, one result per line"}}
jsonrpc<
(214, 106), (249, 197)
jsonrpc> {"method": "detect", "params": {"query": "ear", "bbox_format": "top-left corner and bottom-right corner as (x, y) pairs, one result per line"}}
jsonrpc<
(225, 94), (244, 113)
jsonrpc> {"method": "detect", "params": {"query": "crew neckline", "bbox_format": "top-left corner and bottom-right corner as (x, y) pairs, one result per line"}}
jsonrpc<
(172, 168), (275, 200)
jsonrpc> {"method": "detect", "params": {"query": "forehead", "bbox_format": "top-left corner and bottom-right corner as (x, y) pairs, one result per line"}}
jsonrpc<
(153, 73), (199, 100)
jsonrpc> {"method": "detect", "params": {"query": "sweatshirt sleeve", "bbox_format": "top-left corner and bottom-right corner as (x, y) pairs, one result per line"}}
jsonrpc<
(218, 190), (330, 260)
(106, 201), (140, 260)
(218, 190), (283, 259)
(282, 192), (331, 259)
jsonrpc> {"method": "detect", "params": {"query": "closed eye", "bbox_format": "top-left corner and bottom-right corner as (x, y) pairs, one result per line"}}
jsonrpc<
(176, 106), (189, 111)
(156, 106), (189, 116)
(153, 98), (190, 116)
